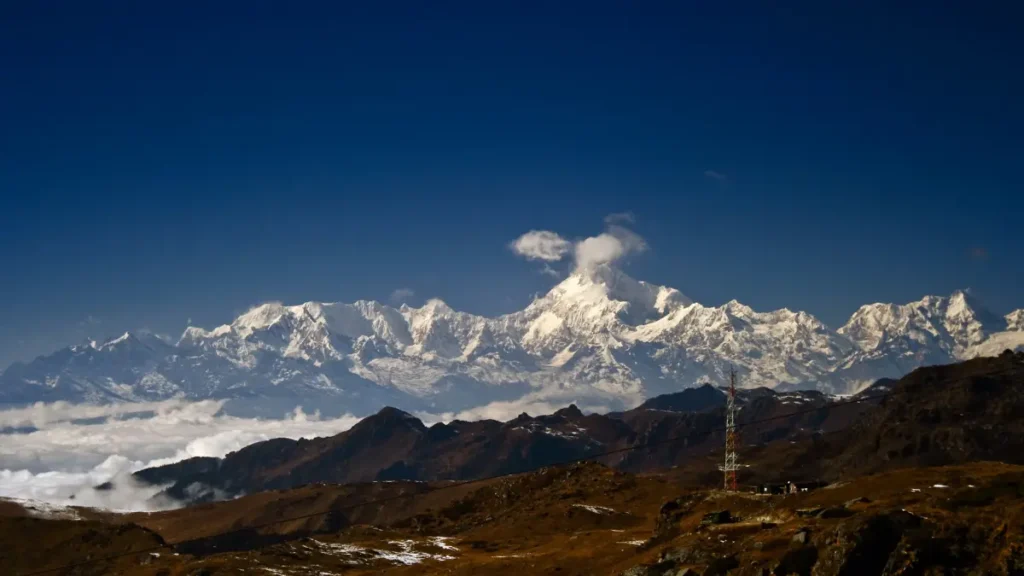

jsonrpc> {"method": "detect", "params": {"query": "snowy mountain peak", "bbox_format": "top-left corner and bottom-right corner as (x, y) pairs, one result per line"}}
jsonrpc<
(95, 331), (172, 353)
(1008, 310), (1024, 332)
(827, 289), (1017, 392)
(534, 266), (690, 329)
(233, 302), (290, 333)
(839, 290), (1002, 353)
(418, 298), (454, 313)
(3, 274), (1022, 411)
(99, 332), (134, 348)
(723, 299), (756, 316)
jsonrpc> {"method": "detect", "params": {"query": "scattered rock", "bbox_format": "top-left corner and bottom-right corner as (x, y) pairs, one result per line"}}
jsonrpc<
(700, 510), (732, 525)
(620, 560), (677, 576)
(775, 546), (818, 576)
(815, 510), (924, 575)
(792, 528), (811, 545)
(817, 506), (855, 519)
(660, 546), (715, 565)
(701, 554), (739, 575)
(796, 507), (824, 518)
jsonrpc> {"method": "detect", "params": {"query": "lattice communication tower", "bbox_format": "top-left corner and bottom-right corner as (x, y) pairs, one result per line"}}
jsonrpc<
(723, 368), (739, 491)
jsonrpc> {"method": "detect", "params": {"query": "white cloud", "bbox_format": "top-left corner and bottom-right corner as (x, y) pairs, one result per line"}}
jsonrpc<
(418, 396), (612, 423)
(574, 224), (648, 270)
(540, 264), (563, 278)
(704, 169), (728, 181)
(0, 399), (361, 511)
(510, 216), (648, 273)
(389, 288), (416, 305)
(604, 212), (635, 225)
(510, 230), (572, 262)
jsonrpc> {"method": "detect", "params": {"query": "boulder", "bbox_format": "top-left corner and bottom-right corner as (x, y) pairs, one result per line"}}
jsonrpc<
(701, 555), (738, 576)
(796, 507), (823, 518)
(700, 510), (732, 525)
(774, 546), (818, 576)
(620, 561), (678, 576)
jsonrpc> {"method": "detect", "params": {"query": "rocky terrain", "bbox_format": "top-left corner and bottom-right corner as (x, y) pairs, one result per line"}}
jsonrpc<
(4, 352), (1024, 574)
(5, 461), (1024, 575)
(2, 266), (1022, 415)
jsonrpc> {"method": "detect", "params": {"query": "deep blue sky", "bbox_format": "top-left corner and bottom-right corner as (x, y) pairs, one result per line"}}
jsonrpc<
(1, 1), (1021, 368)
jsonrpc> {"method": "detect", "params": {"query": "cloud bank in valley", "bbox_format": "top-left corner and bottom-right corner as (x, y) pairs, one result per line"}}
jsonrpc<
(419, 395), (612, 423)
(0, 399), (362, 511)
(0, 393), (614, 513)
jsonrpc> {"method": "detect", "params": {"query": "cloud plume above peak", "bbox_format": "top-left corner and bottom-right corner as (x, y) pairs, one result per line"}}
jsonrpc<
(574, 224), (647, 270)
(510, 215), (648, 272)
(509, 230), (573, 261)
(389, 287), (416, 305)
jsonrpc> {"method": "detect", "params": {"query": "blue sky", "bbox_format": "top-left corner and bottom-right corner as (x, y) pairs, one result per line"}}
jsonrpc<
(1, 1), (1021, 368)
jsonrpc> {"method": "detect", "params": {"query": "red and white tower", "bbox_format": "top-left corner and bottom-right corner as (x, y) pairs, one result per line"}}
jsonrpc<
(722, 368), (739, 491)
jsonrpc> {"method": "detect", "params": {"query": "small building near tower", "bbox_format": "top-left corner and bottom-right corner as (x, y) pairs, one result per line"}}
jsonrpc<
(758, 483), (789, 495)
(788, 480), (827, 494)
(757, 480), (827, 495)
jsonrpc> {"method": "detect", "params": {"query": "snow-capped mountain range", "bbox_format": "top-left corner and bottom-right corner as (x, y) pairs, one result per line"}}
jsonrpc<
(2, 265), (1022, 415)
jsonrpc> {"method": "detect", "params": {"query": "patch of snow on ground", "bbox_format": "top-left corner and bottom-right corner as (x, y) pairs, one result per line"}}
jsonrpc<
(778, 394), (811, 405)
(11, 498), (82, 520)
(618, 540), (646, 546)
(308, 538), (456, 566)
(571, 503), (617, 514)
(383, 540), (457, 565)
(428, 536), (459, 551)
(510, 421), (586, 439)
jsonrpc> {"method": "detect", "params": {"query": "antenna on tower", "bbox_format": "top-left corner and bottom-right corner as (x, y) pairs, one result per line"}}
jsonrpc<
(722, 366), (739, 491)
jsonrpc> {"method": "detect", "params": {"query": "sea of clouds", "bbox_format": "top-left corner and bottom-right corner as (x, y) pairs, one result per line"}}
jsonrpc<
(0, 399), (363, 512)
(0, 394), (609, 513)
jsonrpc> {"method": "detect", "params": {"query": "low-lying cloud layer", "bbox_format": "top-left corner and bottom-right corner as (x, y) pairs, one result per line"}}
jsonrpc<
(0, 399), (362, 511)
(420, 396), (611, 423)
(0, 394), (615, 513)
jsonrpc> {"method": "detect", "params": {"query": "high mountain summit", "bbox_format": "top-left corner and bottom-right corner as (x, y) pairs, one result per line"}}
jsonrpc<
(2, 267), (1022, 414)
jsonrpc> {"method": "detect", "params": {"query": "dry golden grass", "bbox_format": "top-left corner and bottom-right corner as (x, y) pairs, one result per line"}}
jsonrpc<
(5, 461), (1024, 575)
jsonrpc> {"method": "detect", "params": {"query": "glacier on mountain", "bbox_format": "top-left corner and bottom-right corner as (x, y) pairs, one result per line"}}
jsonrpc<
(2, 267), (1021, 416)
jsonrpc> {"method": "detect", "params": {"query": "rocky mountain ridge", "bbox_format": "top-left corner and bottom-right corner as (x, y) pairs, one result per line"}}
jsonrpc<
(131, 383), (844, 505)
(134, 352), (1024, 510)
